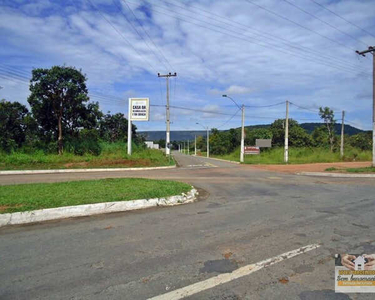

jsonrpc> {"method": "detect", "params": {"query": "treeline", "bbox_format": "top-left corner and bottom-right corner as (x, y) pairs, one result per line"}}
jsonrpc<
(173, 116), (371, 155)
(0, 66), (143, 155)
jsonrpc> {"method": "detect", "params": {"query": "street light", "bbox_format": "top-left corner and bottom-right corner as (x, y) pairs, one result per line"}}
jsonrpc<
(222, 95), (245, 163)
(196, 122), (209, 158)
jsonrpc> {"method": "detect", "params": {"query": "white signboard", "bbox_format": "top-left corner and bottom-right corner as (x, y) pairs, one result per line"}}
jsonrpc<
(129, 98), (149, 121)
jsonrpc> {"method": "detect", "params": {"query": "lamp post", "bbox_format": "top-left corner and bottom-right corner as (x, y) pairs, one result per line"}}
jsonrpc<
(222, 95), (245, 163)
(196, 122), (209, 158)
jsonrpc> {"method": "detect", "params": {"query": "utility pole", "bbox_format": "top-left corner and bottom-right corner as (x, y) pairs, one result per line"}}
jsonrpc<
(207, 128), (210, 158)
(196, 122), (209, 158)
(284, 100), (289, 163)
(240, 105), (245, 163)
(341, 111), (345, 158)
(127, 99), (132, 155)
(222, 95), (245, 163)
(158, 72), (177, 157)
(194, 135), (197, 156)
(356, 46), (375, 166)
(188, 140), (190, 155)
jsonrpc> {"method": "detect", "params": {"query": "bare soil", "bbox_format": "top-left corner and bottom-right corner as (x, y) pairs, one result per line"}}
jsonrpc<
(248, 161), (371, 174)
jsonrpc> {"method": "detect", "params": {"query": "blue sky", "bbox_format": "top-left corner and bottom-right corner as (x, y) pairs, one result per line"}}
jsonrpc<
(0, 0), (374, 131)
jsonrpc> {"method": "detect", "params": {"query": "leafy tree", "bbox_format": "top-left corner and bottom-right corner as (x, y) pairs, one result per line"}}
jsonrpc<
(245, 128), (273, 146)
(195, 135), (206, 152)
(209, 128), (231, 155)
(349, 132), (372, 151)
(99, 112), (136, 143)
(319, 107), (336, 152)
(28, 66), (89, 154)
(0, 99), (32, 152)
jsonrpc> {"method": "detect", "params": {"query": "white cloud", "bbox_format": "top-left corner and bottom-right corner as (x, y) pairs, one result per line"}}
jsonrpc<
(0, 0), (374, 130)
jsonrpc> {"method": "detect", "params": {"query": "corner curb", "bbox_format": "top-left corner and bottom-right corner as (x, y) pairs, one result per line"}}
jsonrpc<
(0, 165), (176, 176)
(298, 172), (375, 178)
(198, 156), (240, 165)
(0, 187), (198, 227)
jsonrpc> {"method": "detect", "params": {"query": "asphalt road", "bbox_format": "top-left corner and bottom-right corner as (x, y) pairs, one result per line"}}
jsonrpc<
(1, 152), (375, 299)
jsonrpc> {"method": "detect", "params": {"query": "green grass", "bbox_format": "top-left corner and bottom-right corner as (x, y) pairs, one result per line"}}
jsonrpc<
(0, 142), (174, 170)
(0, 178), (192, 214)
(325, 166), (375, 173)
(211, 147), (371, 164)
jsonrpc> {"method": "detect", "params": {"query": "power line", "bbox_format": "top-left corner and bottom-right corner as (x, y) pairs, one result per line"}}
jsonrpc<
(164, 0), (368, 73)
(244, 0), (360, 53)
(121, 0), (174, 70)
(85, 0), (159, 74)
(112, 0), (170, 71)
(126, 1), (369, 76)
(281, 0), (369, 47)
(289, 102), (319, 113)
(244, 101), (285, 108)
(308, 0), (375, 39)
(217, 108), (241, 128)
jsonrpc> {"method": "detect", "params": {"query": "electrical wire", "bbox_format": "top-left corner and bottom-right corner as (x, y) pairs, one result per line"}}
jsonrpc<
(121, 0), (174, 70)
(85, 0), (159, 74)
(244, 0), (360, 53)
(217, 108), (241, 128)
(245, 101), (285, 108)
(125, 1), (370, 76)
(164, 0), (368, 72)
(281, 0), (369, 47)
(308, 0), (375, 39)
(112, 0), (170, 72)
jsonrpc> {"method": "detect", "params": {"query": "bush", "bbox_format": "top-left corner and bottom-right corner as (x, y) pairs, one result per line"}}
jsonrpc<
(65, 129), (101, 156)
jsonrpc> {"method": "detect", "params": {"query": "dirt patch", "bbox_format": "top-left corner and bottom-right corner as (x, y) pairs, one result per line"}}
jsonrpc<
(63, 159), (153, 169)
(247, 162), (371, 174)
(0, 204), (23, 213)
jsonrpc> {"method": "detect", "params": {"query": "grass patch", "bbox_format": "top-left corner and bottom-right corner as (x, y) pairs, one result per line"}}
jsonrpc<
(341, 167), (375, 173)
(211, 147), (371, 164)
(0, 178), (191, 214)
(325, 167), (338, 171)
(0, 142), (173, 170)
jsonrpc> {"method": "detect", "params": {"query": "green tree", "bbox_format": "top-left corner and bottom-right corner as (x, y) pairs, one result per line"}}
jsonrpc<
(99, 112), (136, 143)
(209, 128), (231, 155)
(349, 132), (372, 151)
(319, 107), (336, 152)
(0, 99), (31, 152)
(28, 66), (90, 154)
(245, 128), (273, 146)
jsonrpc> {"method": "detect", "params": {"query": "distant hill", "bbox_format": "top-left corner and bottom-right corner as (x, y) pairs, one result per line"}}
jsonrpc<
(139, 122), (364, 141)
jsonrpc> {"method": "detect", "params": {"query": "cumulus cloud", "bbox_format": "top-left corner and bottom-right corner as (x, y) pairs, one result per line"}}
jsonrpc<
(0, 0), (374, 130)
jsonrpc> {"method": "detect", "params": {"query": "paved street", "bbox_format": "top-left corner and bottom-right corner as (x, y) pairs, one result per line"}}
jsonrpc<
(1, 152), (375, 299)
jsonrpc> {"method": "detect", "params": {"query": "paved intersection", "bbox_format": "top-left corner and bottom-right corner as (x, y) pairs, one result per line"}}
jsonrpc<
(1, 152), (375, 299)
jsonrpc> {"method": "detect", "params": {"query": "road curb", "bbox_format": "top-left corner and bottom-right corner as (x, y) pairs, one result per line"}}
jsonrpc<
(298, 172), (375, 178)
(194, 156), (240, 165)
(0, 165), (176, 176)
(0, 187), (198, 227)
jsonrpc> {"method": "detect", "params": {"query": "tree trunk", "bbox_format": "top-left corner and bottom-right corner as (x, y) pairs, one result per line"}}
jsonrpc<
(58, 112), (63, 155)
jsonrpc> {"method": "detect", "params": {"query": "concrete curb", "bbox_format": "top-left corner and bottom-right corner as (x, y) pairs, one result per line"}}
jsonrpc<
(0, 165), (176, 176)
(0, 187), (198, 227)
(193, 155), (240, 165)
(298, 172), (375, 178)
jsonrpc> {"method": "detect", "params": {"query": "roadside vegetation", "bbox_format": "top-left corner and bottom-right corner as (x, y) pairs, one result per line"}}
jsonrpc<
(0, 143), (172, 170)
(325, 166), (375, 173)
(0, 178), (191, 214)
(181, 109), (372, 165)
(210, 147), (371, 164)
(0, 66), (172, 170)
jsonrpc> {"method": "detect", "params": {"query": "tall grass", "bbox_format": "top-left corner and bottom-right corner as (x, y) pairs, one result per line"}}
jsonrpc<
(212, 146), (371, 164)
(0, 142), (173, 170)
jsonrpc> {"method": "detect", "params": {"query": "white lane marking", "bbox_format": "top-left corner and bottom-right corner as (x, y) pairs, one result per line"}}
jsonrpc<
(204, 162), (218, 168)
(148, 244), (320, 300)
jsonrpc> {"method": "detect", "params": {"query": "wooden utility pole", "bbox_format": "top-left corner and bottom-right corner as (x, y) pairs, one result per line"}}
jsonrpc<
(157, 72), (177, 157)
(284, 100), (289, 163)
(194, 135), (197, 156)
(340, 111), (345, 158)
(356, 46), (375, 166)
